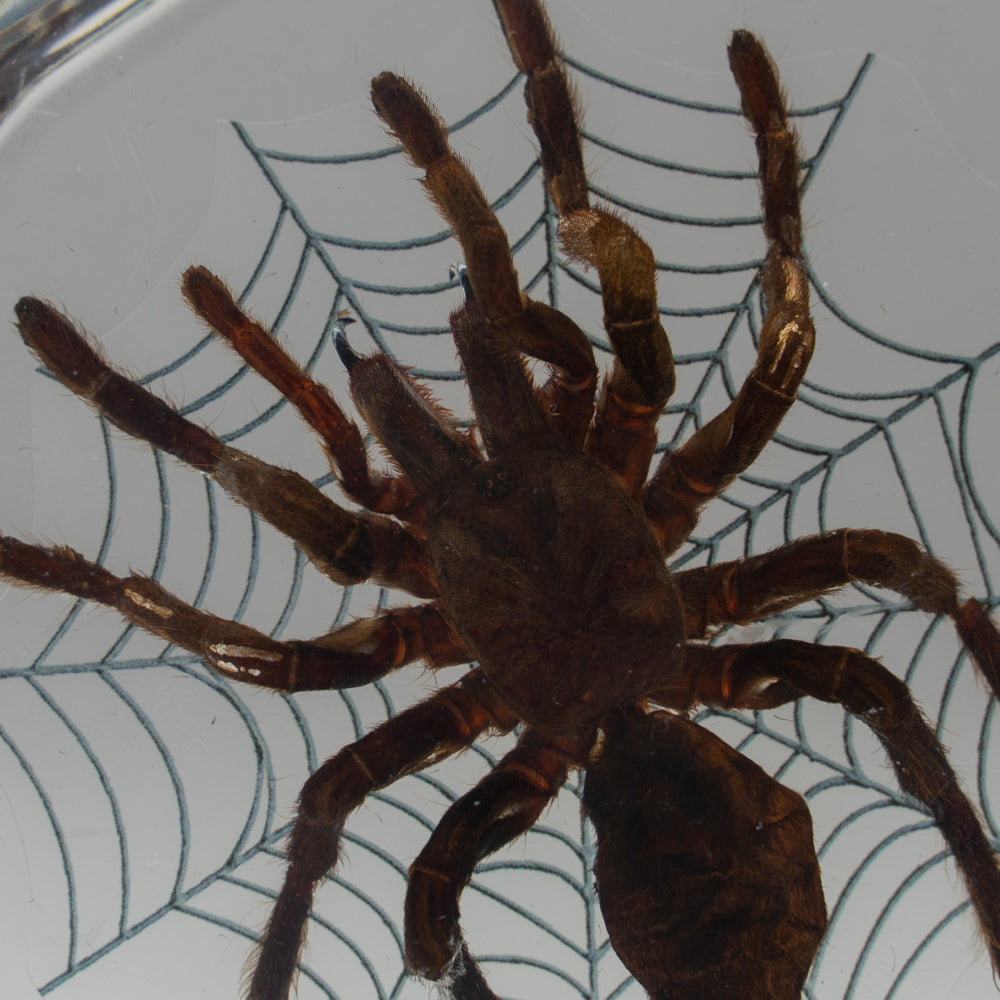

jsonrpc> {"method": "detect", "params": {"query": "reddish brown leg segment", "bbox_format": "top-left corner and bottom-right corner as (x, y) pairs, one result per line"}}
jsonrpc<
(182, 265), (421, 518)
(369, 70), (598, 448)
(247, 670), (518, 1000)
(13, 297), (434, 597)
(494, 0), (675, 494)
(679, 640), (1000, 978)
(404, 728), (587, 995)
(645, 31), (814, 551)
(675, 528), (1000, 698)
(0, 535), (465, 689)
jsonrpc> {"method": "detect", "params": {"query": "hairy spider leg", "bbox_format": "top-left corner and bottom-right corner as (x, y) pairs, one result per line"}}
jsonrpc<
(644, 31), (816, 554)
(247, 669), (519, 1000)
(449, 298), (550, 456)
(182, 265), (422, 519)
(672, 528), (1000, 697)
(11, 297), (434, 598)
(404, 727), (589, 996)
(0, 534), (466, 689)
(583, 707), (827, 1000)
(681, 640), (1000, 979)
(493, 0), (676, 497)
(369, 70), (599, 451)
(341, 339), (485, 496)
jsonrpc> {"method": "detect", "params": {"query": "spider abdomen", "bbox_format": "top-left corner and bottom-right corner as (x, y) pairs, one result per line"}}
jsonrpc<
(584, 709), (828, 1000)
(427, 442), (685, 732)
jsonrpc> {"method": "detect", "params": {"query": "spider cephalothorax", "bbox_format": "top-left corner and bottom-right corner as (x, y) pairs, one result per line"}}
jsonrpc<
(3, 1), (1000, 999)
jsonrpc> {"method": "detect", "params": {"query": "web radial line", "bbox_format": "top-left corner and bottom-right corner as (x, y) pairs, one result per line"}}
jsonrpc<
(884, 902), (975, 1000)
(178, 239), (316, 435)
(23, 416), (120, 668)
(184, 474), (219, 613)
(978, 701), (999, 836)
(99, 447), (170, 663)
(822, 816), (941, 993)
(0, 717), (78, 975)
(931, 388), (995, 594)
(745, 356), (1000, 550)
(474, 953), (591, 996)
(843, 848), (951, 1000)
(879, 426), (933, 551)
(170, 658), (277, 862)
(799, 53), (874, 191)
(98, 668), (191, 895)
(27, 674), (131, 933)
(190, 876), (399, 999)
(579, 810), (601, 1000)
(230, 119), (391, 352)
(123, 207), (291, 391)
(32, 667), (277, 989)
(542, 181), (560, 308)
(702, 706), (911, 816)
(467, 879), (589, 959)
(239, 202), (291, 302)
(959, 355), (1000, 553)
(663, 270), (757, 454)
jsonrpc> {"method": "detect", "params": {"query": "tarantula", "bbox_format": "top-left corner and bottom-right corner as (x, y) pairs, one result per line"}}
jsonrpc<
(3, 0), (1000, 997)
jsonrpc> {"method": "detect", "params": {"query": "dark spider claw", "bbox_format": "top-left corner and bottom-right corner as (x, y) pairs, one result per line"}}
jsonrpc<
(334, 325), (361, 373)
(449, 263), (474, 301)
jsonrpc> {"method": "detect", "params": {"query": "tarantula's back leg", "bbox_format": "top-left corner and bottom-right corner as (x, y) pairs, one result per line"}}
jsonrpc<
(645, 33), (815, 552)
(247, 669), (519, 1000)
(370, 71), (598, 450)
(404, 728), (589, 998)
(13, 298), (434, 598)
(494, 0), (675, 495)
(0, 535), (467, 690)
(681, 641), (1000, 977)
(182, 266), (420, 519)
(675, 528), (1000, 697)
(583, 707), (826, 1000)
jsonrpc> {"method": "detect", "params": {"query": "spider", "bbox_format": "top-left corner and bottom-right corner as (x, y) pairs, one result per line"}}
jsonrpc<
(3, 0), (1000, 997)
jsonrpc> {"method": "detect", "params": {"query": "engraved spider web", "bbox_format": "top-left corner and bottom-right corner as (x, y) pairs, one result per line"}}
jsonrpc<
(3, 38), (999, 1000)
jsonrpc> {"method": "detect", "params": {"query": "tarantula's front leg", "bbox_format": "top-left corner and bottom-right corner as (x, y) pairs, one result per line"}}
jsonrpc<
(182, 265), (421, 519)
(675, 528), (1000, 697)
(0, 535), (467, 689)
(14, 298), (434, 597)
(645, 32), (815, 552)
(495, 0), (675, 494)
(248, 669), (519, 1000)
(370, 71), (598, 449)
(680, 641), (1000, 979)
(405, 727), (589, 999)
